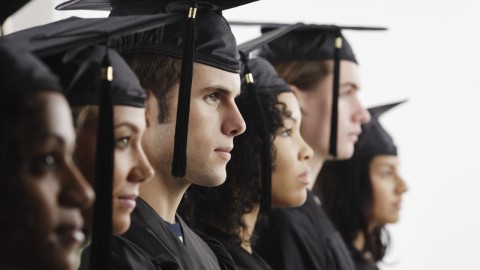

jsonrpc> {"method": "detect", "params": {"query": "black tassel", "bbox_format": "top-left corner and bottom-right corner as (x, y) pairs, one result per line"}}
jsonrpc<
(172, 1), (197, 178)
(89, 46), (114, 270)
(241, 53), (272, 214)
(328, 30), (342, 158)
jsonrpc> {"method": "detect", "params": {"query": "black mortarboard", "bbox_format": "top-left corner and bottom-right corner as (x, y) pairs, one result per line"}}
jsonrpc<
(51, 45), (146, 108)
(3, 15), (179, 270)
(354, 100), (406, 158)
(0, 40), (62, 94)
(237, 23), (301, 213)
(0, 0), (29, 26)
(56, 0), (257, 178)
(232, 22), (386, 158)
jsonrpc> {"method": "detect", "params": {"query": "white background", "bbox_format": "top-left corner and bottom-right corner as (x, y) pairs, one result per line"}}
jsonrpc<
(8, 1), (480, 269)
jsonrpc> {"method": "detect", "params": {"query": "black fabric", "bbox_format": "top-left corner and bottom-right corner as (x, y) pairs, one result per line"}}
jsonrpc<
(0, 40), (62, 93)
(204, 226), (272, 270)
(255, 191), (355, 270)
(355, 101), (406, 158)
(257, 24), (357, 65)
(86, 198), (223, 270)
(241, 57), (291, 94)
(46, 45), (146, 108)
(56, 0), (258, 73)
(2, 14), (181, 58)
(0, 0), (29, 24)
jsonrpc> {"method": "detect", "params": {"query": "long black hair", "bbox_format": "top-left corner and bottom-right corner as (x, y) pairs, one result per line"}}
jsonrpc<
(316, 155), (389, 263)
(180, 87), (289, 245)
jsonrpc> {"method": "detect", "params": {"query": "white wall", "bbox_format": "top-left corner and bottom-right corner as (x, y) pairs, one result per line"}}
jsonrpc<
(8, 1), (480, 269)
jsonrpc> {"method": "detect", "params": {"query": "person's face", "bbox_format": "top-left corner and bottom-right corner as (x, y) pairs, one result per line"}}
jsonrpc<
(292, 60), (370, 160)
(271, 92), (313, 207)
(3, 92), (94, 270)
(74, 106), (154, 235)
(142, 63), (246, 186)
(111, 106), (154, 234)
(370, 155), (408, 225)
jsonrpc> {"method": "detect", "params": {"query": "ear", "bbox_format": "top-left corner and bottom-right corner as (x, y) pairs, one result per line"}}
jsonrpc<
(144, 90), (155, 128)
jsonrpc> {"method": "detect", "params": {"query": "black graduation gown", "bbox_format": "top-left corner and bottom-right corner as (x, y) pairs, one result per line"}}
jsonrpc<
(80, 198), (222, 270)
(202, 226), (273, 270)
(255, 191), (355, 270)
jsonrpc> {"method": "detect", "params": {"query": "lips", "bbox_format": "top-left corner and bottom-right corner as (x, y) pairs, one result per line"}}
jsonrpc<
(297, 170), (310, 185)
(117, 194), (138, 209)
(214, 146), (233, 161)
(393, 200), (402, 210)
(55, 223), (85, 247)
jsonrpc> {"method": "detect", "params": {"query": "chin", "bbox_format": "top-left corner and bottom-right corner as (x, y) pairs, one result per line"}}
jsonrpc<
(113, 217), (131, 236)
(190, 171), (226, 187)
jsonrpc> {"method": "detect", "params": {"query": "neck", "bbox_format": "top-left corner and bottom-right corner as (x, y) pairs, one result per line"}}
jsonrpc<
(239, 204), (260, 254)
(139, 169), (190, 223)
(306, 154), (325, 190)
(353, 231), (366, 251)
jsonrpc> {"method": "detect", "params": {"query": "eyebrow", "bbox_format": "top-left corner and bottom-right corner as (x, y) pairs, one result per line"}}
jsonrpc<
(114, 121), (140, 133)
(207, 85), (241, 98)
(37, 132), (66, 146)
(284, 116), (298, 124)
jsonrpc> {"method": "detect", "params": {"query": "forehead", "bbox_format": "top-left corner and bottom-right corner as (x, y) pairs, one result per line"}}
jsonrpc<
(371, 155), (399, 167)
(113, 106), (146, 127)
(339, 60), (361, 87)
(192, 63), (240, 95)
(36, 92), (75, 145)
(277, 92), (301, 119)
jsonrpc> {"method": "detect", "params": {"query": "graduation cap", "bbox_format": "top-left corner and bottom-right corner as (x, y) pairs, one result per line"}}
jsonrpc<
(0, 40), (62, 94)
(56, 0), (258, 178)
(354, 100), (407, 158)
(237, 23), (302, 213)
(4, 15), (180, 270)
(231, 22), (386, 158)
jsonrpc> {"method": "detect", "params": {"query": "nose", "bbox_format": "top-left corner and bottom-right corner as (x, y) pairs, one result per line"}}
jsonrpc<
(222, 102), (246, 137)
(396, 175), (408, 194)
(352, 97), (371, 124)
(127, 146), (154, 183)
(298, 135), (314, 161)
(59, 161), (95, 210)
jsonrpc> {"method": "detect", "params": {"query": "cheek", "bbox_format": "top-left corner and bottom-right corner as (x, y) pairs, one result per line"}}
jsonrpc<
(113, 151), (132, 189)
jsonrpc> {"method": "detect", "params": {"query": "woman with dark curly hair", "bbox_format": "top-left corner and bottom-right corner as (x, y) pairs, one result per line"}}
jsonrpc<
(181, 56), (313, 270)
(0, 40), (94, 270)
(317, 101), (408, 270)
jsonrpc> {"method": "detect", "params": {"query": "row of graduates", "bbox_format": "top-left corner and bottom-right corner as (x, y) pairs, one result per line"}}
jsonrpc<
(0, 0), (408, 270)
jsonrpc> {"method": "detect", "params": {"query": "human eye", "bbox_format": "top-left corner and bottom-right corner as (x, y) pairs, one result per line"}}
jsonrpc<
(29, 153), (58, 175)
(115, 136), (131, 150)
(205, 92), (221, 104)
(379, 168), (394, 178)
(278, 128), (293, 137)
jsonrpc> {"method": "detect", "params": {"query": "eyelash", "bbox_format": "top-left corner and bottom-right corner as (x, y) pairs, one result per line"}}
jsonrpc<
(205, 92), (220, 103)
(279, 128), (293, 137)
(115, 136), (131, 150)
(29, 153), (58, 175)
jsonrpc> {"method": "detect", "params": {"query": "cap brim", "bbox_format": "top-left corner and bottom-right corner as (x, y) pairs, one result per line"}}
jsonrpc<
(4, 14), (181, 57)
(56, 0), (258, 11)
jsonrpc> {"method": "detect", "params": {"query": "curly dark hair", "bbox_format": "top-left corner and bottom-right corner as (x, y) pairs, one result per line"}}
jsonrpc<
(180, 88), (290, 245)
(316, 156), (390, 263)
